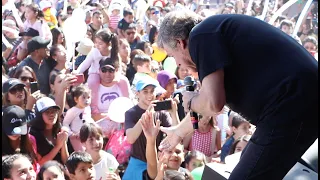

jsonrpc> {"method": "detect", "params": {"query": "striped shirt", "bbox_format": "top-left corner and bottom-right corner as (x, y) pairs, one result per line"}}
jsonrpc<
(109, 15), (121, 30)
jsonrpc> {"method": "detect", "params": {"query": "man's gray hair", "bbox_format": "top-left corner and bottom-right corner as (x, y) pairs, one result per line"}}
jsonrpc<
(157, 10), (203, 49)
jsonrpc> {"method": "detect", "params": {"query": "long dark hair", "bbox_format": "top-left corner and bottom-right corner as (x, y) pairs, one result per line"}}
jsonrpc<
(30, 109), (61, 138)
(149, 25), (158, 44)
(46, 45), (63, 72)
(95, 29), (119, 61)
(2, 131), (37, 162)
(13, 66), (37, 82)
(38, 161), (70, 180)
(51, 27), (66, 48)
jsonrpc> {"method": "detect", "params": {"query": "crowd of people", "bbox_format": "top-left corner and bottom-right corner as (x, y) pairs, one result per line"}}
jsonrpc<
(2, 0), (318, 180)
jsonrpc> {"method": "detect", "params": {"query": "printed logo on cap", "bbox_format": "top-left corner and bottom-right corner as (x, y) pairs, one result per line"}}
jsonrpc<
(11, 118), (23, 124)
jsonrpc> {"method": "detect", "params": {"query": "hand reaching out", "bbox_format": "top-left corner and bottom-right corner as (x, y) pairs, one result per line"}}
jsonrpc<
(155, 151), (169, 180)
(158, 126), (183, 151)
(140, 110), (160, 140)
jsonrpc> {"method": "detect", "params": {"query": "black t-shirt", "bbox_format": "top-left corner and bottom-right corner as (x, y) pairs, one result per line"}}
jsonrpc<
(30, 127), (63, 164)
(189, 14), (318, 123)
(124, 105), (172, 162)
(118, 18), (130, 30)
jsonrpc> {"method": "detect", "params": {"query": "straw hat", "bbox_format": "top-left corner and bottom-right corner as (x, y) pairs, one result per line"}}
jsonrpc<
(76, 38), (94, 55)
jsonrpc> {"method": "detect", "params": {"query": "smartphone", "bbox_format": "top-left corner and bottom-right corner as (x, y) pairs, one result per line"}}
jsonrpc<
(153, 100), (172, 111)
(30, 82), (38, 94)
(75, 74), (85, 84)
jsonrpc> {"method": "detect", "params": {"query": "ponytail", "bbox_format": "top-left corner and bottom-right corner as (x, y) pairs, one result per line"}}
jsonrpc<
(110, 33), (119, 60)
(37, 9), (44, 19)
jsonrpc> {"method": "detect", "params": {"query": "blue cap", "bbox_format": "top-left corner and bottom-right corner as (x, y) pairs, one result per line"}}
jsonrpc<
(136, 78), (159, 92)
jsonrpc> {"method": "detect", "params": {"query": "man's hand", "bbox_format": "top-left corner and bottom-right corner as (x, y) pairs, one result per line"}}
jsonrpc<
(158, 125), (183, 151)
(182, 91), (198, 112)
(140, 111), (160, 141)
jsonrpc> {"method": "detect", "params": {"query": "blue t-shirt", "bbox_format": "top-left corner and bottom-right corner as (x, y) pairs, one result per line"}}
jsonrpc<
(220, 136), (235, 163)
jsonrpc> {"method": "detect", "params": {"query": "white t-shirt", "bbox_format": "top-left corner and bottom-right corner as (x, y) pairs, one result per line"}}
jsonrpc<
(94, 151), (119, 180)
(77, 48), (109, 74)
(97, 84), (123, 113)
(216, 113), (229, 142)
(62, 106), (95, 136)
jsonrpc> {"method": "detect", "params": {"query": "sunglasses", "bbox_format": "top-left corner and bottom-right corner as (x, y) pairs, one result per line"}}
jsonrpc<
(20, 76), (35, 82)
(9, 85), (25, 94)
(152, 11), (160, 15)
(126, 31), (135, 36)
(101, 67), (115, 73)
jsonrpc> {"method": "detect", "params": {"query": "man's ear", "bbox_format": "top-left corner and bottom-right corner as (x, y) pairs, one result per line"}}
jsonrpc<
(177, 39), (188, 50)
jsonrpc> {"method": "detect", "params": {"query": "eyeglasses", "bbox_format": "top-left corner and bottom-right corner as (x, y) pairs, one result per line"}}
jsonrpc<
(20, 76), (35, 82)
(101, 67), (115, 73)
(9, 85), (25, 94)
(126, 31), (135, 36)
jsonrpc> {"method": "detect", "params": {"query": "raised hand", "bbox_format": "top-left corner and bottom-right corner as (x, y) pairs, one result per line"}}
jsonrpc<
(140, 111), (160, 140)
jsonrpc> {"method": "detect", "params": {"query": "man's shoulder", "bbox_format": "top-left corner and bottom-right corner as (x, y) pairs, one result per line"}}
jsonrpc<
(125, 105), (142, 116)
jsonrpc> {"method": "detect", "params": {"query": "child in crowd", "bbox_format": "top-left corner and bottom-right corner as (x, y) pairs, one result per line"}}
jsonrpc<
(157, 70), (178, 99)
(2, 154), (37, 180)
(79, 123), (120, 180)
(75, 29), (121, 114)
(183, 150), (206, 172)
(38, 161), (69, 180)
(183, 115), (221, 162)
(109, 3), (122, 33)
(131, 54), (152, 94)
(23, 3), (52, 41)
(228, 135), (251, 155)
(66, 151), (95, 180)
(63, 84), (95, 152)
(117, 8), (134, 38)
(220, 115), (250, 163)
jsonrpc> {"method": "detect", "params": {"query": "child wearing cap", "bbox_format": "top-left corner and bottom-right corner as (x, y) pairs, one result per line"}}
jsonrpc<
(122, 78), (179, 180)
(29, 97), (69, 166)
(157, 70), (178, 99)
(2, 105), (40, 173)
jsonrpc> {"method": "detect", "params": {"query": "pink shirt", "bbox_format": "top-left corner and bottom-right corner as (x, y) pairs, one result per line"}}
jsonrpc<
(190, 128), (213, 157)
(23, 19), (52, 41)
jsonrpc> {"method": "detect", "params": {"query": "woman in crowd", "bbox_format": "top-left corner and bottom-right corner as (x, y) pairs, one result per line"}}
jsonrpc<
(175, 66), (191, 89)
(135, 41), (154, 56)
(2, 78), (28, 109)
(157, 70), (178, 100)
(48, 44), (69, 76)
(13, 66), (37, 91)
(119, 38), (131, 75)
(2, 154), (37, 180)
(2, 105), (40, 172)
(30, 97), (69, 166)
(51, 27), (66, 48)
